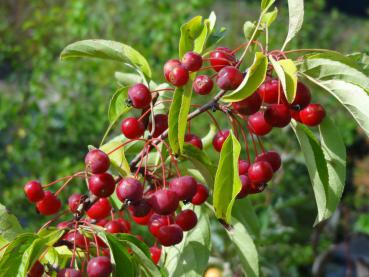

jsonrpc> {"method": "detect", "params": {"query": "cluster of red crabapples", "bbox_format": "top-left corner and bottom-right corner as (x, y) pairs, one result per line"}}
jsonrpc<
(24, 148), (209, 277)
(24, 45), (327, 277)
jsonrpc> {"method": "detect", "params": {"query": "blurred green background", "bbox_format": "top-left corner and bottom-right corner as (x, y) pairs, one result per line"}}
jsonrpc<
(1, 0), (369, 276)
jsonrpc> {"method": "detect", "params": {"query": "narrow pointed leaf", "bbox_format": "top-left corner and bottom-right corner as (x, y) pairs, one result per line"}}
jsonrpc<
(0, 203), (23, 241)
(179, 16), (203, 58)
(226, 219), (259, 277)
(213, 132), (241, 223)
(319, 117), (346, 219)
(282, 0), (304, 50)
(278, 59), (298, 103)
(303, 76), (369, 137)
(168, 83), (193, 154)
(293, 123), (342, 225)
(222, 52), (268, 102)
(60, 39), (151, 77)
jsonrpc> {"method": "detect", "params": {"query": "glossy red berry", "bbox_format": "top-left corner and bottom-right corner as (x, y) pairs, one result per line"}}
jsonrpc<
(64, 231), (89, 249)
(164, 59), (181, 81)
(148, 114), (168, 138)
(247, 182), (267, 194)
(190, 183), (209, 205)
(116, 218), (131, 233)
(238, 160), (250, 175)
(193, 75), (213, 95)
(87, 256), (112, 277)
(85, 149), (110, 174)
(258, 79), (286, 104)
(157, 224), (184, 246)
(28, 261), (44, 277)
(86, 198), (112, 220)
(88, 173), (115, 198)
(169, 176), (197, 201)
(167, 65), (189, 87)
(290, 109), (302, 122)
(232, 92), (262, 115)
(148, 189), (179, 215)
(116, 177), (143, 203)
(105, 220), (127, 234)
(121, 117), (145, 139)
(290, 82), (311, 109)
(237, 175), (252, 199)
(131, 209), (153, 225)
(209, 47), (237, 72)
(299, 104), (326, 126)
(264, 104), (291, 128)
(24, 180), (44, 203)
(96, 218), (109, 227)
(255, 151), (281, 172)
(247, 112), (272, 136)
(175, 209), (197, 231)
(129, 199), (151, 217)
(150, 246), (162, 264)
(216, 66), (243, 90)
(128, 83), (152, 109)
(212, 130), (230, 152)
(182, 51), (203, 72)
(36, 191), (61, 216)
(57, 268), (82, 277)
(149, 214), (173, 237)
(248, 161), (274, 184)
(68, 193), (83, 213)
(57, 221), (72, 229)
(185, 134), (203, 149)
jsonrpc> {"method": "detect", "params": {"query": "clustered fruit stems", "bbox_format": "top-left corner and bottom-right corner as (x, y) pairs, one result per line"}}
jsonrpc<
(75, 88), (227, 219)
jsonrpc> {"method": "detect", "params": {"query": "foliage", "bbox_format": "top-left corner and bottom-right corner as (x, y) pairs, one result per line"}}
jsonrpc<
(1, 0), (369, 276)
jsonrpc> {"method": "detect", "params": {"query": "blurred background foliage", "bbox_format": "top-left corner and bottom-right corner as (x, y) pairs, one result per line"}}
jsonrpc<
(1, 0), (369, 276)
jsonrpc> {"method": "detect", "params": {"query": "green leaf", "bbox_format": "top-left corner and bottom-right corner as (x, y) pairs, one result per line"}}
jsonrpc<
(303, 76), (369, 137)
(292, 122), (338, 224)
(261, 8), (278, 27)
(204, 27), (226, 52)
(179, 16), (203, 58)
(60, 39), (152, 78)
(213, 132), (241, 224)
(18, 229), (64, 277)
(269, 58), (297, 103)
(108, 87), (131, 124)
(115, 72), (143, 86)
(168, 83), (193, 154)
(226, 219), (259, 277)
(319, 117), (346, 220)
(194, 12), (216, 54)
(164, 206), (211, 277)
(0, 203), (23, 241)
(232, 199), (261, 238)
(222, 52), (267, 102)
(43, 247), (70, 272)
(115, 234), (161, 277)
(100, 137), (131, 177)
(0, 233), (38, 277)
(299, 57), (369, 91)
(348, 52), (369, 75)
(261, 0), (275, 11)
(201, 124), (217, 149)
(282, 0), (304, 50)
(243, 21), (257, 41)
(100, 232), (136, 276)
(182, 144), (216, 188)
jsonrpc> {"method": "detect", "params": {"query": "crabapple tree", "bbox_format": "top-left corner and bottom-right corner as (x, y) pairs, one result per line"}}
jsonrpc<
(1, 0), (369, 276)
